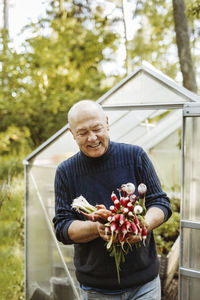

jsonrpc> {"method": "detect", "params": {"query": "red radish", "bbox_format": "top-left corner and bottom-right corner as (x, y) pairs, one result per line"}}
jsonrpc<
(111, 191), (118, 202)
(134, 205), (143, 214)
(127, 202), (134, 211)
(112, 214), (120, 222)
(134, 215), (139, 226)
(121, 224), (128, 238)
(114, 226), (120, 235)
(119, 214), (125, 225)
(120, 197), (126, 206)
(110, 205), (117, 213)
(118, 232), (126, 252)
(142, 226), (147, 245)
(130, 222), (138, 234)
(114, 199), (120, 209)
(137, 224), (142, 234)
(122, 207), (129, 214)
(138, 183), (147, 198)
(134, 216), (141, 233)
(125, 220), (131, 231)
(138, 183), (147, 216)
(121, 184), (128, 197)
(120, 197), (130, 207)
(125, 183), (135, 195)
(124, 197), (130, 207)
(128, 211), (134, 217)
(107, 216), (113, 222)
(110, 221), (118, 233)
(142, 226), (147, 236)
(129, 194), (136, 203)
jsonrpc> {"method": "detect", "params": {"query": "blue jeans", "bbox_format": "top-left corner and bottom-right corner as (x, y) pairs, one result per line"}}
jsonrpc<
(79, 275), (161, 300)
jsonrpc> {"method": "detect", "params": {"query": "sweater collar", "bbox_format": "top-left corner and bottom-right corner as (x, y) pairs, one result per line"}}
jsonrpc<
(79, 140), (114, 162)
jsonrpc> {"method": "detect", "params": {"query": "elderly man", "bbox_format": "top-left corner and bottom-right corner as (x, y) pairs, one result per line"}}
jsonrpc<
(53, 100), (172, 300)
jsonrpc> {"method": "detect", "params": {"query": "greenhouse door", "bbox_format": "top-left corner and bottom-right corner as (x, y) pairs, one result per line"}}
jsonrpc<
(179, 103), (200, 300)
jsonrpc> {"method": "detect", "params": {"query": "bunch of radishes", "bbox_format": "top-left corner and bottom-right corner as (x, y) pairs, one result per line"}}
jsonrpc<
(105, 182), (147, 250)
(72, 182), (147, 283)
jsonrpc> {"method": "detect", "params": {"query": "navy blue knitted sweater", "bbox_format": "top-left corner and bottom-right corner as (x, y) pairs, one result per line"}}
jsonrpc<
(53, 141), (172, 290)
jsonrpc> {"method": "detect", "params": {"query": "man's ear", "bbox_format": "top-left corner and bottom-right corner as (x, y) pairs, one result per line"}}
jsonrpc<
(69, 128), (76, 140)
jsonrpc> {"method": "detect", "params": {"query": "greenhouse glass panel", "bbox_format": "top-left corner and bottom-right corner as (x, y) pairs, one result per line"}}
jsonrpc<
(179, 104), (200, 300)
(26, 164), (80, 300)
(183, 117), (200, 221)
(180, 275), (200, 300)
(104, 109), (127, 126)
(102, 70), (189, 105)
(182, 228), (200, 271)
(105, 107), (182, 194)
(30, 129), (79, 166)
(108, 109), (153, 141)
(150, 128), (181, 193)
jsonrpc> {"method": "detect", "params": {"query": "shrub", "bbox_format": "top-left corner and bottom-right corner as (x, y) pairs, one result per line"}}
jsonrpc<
(0, 176), (24, 300)
(154, 197), (180, 255)
(0, 155), (24, 181)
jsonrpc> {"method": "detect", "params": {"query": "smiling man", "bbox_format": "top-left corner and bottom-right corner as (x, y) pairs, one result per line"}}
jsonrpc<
(68, 101), (109, 158)
(53, 100), (172, 300)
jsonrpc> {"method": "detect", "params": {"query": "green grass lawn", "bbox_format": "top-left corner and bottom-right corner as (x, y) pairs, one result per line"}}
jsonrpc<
(0, 176), (24, 300)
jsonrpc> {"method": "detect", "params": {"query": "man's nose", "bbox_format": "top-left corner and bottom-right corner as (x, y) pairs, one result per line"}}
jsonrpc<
(87, 131), (97, 142)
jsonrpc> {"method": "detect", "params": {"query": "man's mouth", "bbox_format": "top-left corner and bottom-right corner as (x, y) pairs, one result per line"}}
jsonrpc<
(88, 142), (101, 148)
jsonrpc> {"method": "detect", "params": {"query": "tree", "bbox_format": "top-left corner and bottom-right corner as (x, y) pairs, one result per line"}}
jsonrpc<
(3, 0), (9, 32)
(127, 0), (179, 79)
(0, 0), (120, 149)
(0, 32), (33, 155)
(172, 0), (198, 92)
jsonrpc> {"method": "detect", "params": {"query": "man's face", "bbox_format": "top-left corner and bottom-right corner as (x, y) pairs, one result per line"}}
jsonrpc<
(70, 108), (109, 158)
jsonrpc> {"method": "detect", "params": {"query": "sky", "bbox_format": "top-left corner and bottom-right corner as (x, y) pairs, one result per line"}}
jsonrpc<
(8, 0), (49, 47)
(3, 0), (184, 81)
(3, 0), (131, 74)
(4, 0), (137, 75)
(6, 0), (134, 47)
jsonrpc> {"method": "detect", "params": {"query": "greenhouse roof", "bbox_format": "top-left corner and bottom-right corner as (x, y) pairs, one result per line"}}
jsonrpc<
(24, 63), (200, 165)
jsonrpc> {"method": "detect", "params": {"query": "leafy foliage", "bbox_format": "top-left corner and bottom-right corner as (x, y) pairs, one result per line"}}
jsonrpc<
(123, 0), (179, 78)
(0, 176), (24, 300)
(187, 0), (200, 18)
(0, 1), (119, 150)
(154, 197), (180, 255)
(0, 155), (24, 181)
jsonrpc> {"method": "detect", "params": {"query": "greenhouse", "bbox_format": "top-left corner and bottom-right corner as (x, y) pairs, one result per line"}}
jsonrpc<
(24, 64), (200, 300)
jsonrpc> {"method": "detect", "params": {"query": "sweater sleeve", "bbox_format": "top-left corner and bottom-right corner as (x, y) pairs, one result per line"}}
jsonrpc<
(137, 148), (172, 222)
(52, 166), (79, 245)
